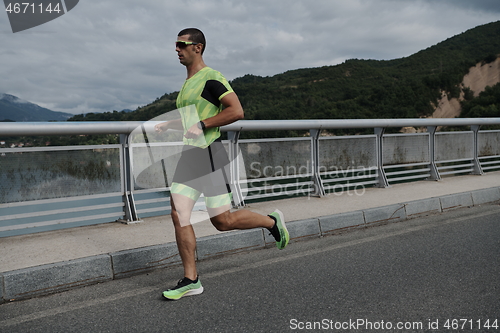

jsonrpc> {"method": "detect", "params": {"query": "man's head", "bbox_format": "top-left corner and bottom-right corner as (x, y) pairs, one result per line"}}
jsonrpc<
(177, 28), (206, 55)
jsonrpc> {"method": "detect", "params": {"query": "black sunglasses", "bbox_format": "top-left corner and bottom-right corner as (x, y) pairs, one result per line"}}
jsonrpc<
(176, 41), (201, 49)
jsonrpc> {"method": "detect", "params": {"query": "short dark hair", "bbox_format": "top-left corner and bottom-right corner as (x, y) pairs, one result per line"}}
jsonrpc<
(178, 28), (206, 55)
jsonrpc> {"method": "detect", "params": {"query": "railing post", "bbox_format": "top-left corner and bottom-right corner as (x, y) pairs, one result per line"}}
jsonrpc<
(310, 129), (325, 196)
(227, 131), (246, 207)
(471, 125), (484, 175)
(426, 126), (441, 181)
(119, 133), (141, 223)
(374, 128), (389, 188)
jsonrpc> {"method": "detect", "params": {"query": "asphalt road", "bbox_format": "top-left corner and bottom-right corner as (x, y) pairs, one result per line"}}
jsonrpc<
(1, 204), (499, 333)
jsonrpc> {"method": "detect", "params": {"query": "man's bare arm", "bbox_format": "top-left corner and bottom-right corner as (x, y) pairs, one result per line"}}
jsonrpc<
(155, 118), (183, 133)
(183, 92), (244, 138)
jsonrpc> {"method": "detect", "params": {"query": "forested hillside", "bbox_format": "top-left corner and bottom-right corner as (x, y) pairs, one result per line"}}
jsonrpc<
(230, 21), (500, 122)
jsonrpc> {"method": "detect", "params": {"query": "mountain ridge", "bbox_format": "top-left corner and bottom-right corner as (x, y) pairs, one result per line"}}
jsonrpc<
(0, 93), (72, 122)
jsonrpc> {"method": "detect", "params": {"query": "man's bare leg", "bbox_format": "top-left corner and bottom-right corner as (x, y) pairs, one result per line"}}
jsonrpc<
(208, 205), (275, 231)
(170, 194), (198, 281)
(171, 196), (285, 281)
(209, 205), (289, 250)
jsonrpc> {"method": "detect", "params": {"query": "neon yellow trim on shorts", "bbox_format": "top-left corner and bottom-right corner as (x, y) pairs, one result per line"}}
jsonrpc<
(205, 192), (232, 209)
(171, 182), (232, 209)
(170, 182), (201, 202)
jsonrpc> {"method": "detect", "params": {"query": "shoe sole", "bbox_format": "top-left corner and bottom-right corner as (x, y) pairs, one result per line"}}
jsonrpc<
(163, 286), (204, 300)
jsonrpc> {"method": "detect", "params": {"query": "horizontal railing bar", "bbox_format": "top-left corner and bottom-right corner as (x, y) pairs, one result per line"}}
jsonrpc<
(319, 134), (376, 140)
(134, 187), (170, 194)
(385, 168), (431, 177)
(385, 166), (431, 173)
(2, 118), (500, 136)
(246, 181), (314, 192)
(384, 133), (430, 137)
(481, 160), (500, 166)
(479, 155), (500, 160)
(136, 200), (205, 214)
(322, 174), (377, 183)
(0, 192), (124, 208)
(239, 137), (311, 143)
(246, 185), (280, 192)
(324, 180), (379, 190)
(321, 167), (377, 175)
(136, 206), (172, 215)
(482, 165), (500, 171)
(130, 142), (184, 148)
(435, 131), (474, 135)
(222, 118), (500, 132)
(243, 174), (313, 183)
(383, 162), (430, 169)
(0, 212), (123, 232)
(439, 169), (473, 176)
(0, 121), (144, 136)
(350, 180), (380, 187)
(0, 144), (121, 153)
(478, 129), (500, 133)
(134, 197), (170, 205)
(436, 158), (473, 164)
(387, 174), (431, 182)
(438, 163), (474, 171)
(0, 202), (124, 222)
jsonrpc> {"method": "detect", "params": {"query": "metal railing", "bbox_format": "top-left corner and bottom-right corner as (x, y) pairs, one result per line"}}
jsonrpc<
(1, 118), (500, 237)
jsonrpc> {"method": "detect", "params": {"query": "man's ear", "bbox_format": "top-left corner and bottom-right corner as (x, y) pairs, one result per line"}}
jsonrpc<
(195, 44), (204, 54)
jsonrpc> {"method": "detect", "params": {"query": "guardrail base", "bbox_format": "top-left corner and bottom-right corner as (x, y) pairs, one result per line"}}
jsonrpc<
(117, 219), (144, 225)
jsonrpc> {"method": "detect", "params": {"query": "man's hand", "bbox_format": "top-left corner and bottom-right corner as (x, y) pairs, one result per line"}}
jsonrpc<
(155, 119), (183, 133)
(184, 123), (203, 139)
(155, 122), (169, 133)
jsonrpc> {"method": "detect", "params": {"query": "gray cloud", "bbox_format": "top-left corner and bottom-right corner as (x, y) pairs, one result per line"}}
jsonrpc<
(419, 0), (500, 13)
(0, 0), (498, 114)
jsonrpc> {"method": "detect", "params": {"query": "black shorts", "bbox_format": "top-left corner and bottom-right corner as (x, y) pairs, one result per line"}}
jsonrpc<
(171, 139), (232, 198)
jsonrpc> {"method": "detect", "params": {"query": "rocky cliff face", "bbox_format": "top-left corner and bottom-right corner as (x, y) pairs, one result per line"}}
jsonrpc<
(463, 57), (500, 97)
(432, 57), (500, 118)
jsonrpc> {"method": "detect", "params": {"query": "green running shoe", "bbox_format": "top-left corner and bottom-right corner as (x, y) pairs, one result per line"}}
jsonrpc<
(269, 209), (289, 249)
(162, 277), (203, 300)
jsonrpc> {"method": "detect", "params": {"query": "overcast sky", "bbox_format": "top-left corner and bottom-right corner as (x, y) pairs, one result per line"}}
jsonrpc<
(1, 0), (499, 115)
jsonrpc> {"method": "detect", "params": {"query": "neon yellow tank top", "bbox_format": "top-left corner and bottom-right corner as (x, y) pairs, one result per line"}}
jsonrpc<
(176, 67), (234, 148)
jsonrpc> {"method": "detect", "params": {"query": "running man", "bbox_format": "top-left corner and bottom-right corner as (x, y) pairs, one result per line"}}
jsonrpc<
(155, 28), (289, 300)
